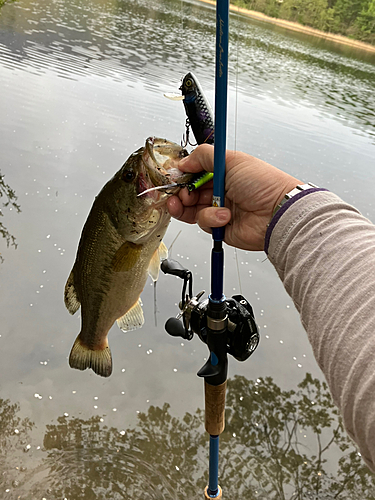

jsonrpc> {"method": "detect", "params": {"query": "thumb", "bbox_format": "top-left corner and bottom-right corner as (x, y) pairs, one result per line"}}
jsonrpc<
(178, 144), (215, 173)
(196, 207), (231, 229)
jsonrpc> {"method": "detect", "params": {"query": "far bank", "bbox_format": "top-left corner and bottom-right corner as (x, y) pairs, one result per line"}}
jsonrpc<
(199, 0), (375, 54)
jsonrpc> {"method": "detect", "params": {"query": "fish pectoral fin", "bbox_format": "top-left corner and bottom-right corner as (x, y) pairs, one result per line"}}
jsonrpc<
(158, 241), (168, 260)
(117, 299), (144, 332)
(148, 241), (168, 282)
(64, 269), (81, 315)
(112, 242), (143, 272)
(69, 334), (112, 377)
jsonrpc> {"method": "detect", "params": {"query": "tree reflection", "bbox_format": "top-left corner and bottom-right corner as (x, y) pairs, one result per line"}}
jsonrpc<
(0, 171), (20, 262)
(40, 406), (205, 499)
(1, 375), (374, 498)
(223, 374), (375, 499)
(0, 398), (34, 450)
(0, 398), (34, 493)
(24, 373), (374, 499)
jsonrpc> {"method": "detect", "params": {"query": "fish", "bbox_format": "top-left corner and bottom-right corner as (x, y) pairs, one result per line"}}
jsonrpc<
(64, 137), (192, 377)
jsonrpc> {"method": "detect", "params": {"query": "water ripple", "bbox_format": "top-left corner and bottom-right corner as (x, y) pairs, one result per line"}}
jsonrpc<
(1, 0), (374, 138)
(14, 447), (178, 500)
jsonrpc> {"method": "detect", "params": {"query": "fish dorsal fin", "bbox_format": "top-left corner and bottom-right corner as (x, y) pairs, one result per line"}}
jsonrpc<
(64, 268), (81, 315)
(148, 241), (168, 282)
(117, 299), (144, 332)
(112, 242), (143, 272)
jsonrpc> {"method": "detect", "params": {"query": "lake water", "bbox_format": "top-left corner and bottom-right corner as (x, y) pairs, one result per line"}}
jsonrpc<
(1, 0), (375, 498)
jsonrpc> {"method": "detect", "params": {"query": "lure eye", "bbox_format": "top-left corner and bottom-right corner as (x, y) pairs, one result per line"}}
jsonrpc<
(123, 168), (136, 182)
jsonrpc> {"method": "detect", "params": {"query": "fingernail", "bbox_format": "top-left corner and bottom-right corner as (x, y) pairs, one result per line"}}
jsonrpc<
(216, 209), (229, 222)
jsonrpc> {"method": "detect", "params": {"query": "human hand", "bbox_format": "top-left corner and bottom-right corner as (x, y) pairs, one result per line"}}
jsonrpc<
(167, 144), (301, 251)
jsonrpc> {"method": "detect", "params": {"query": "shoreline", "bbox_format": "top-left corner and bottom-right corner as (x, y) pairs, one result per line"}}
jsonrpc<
(199, 0), (375, 54)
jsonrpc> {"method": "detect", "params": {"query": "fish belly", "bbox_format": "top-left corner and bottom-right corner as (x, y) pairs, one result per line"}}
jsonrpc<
(79, 235), (161, 347)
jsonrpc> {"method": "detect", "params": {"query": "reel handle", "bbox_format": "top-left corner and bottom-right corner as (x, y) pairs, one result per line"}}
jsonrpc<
(161, 259), (190, 280)
(165, 317), (192, 340)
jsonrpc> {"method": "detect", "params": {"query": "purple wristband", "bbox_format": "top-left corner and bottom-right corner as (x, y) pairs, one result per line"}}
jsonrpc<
(264, 188), (329, 254)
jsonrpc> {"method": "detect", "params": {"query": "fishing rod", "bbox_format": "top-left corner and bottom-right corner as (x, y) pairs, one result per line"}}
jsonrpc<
(201, 2), (230, 497)
(162, 5), (259, 498)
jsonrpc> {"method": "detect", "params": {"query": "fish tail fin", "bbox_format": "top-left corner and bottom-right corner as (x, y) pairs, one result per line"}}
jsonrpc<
(69, 333), (112, 377)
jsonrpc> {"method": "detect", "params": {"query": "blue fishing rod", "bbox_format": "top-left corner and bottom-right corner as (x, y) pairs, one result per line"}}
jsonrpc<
(197, 1), (229, 498)
(162, 3), (259, 497)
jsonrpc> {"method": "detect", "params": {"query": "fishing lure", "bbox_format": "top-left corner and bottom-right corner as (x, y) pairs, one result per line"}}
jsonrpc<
(165, 72), (215, 147)
(180, 72), (214, 146)
(186, 171), (213, 191)
(140, 73), (215, 198)
(137, 171), (213, 197)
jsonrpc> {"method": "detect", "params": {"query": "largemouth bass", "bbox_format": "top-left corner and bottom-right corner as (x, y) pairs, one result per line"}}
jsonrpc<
(64, 137), (191, 377)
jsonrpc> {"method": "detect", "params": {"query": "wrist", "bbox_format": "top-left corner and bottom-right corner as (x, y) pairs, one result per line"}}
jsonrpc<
(272, 182), (318, 217)
(272, 177), (302, 214)
(265, 183), (329, 255)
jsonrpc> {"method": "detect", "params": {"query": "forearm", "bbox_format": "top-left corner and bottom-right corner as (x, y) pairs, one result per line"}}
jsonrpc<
(266, 190), (375, 471)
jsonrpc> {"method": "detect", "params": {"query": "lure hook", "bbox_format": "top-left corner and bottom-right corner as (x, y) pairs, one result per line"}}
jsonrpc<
(181, 118), (197, 148)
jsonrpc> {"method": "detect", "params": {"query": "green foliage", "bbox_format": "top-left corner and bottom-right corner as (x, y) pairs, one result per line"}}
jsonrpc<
(334, 0), (364, 27)
(279, 0), (332, 30)
(0, 0), (17, 10)
(356, 0), (375, 42)
(230, 0), (375, 44)
(234, 0), (281, 18)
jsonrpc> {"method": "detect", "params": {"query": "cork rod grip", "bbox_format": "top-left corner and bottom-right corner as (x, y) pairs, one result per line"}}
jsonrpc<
(204, 380), (227, 436)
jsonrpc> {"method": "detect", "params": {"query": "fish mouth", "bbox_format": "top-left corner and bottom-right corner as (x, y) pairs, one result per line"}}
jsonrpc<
(142, 137), (190, 188)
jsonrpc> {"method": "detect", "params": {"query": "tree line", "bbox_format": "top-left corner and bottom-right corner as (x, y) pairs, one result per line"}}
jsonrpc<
(231, 0), (375, 45)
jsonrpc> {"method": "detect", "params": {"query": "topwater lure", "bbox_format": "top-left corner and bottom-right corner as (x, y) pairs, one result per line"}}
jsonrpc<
(139, 72), (216, 198)
(165, 71), (214, 147)
(179, 72), (215, 146)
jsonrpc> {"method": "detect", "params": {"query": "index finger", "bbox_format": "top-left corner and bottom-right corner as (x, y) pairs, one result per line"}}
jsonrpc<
(178, 144), (215, 173)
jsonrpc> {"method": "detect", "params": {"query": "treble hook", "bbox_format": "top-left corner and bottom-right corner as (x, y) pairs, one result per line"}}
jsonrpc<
(181, 118), (197, 148)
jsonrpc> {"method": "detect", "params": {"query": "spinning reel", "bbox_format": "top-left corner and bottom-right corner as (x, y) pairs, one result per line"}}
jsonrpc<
(161, 259), (260, 364)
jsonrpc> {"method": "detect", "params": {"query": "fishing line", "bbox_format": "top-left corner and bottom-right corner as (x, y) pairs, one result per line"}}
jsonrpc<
(180, 0), (184, 72)
(234, 6), (241, 154)
(154, 281), (158, 328)
(168, 230), (182, 258)
(232, 7), (242, 300)
(234, 247), (243, 296)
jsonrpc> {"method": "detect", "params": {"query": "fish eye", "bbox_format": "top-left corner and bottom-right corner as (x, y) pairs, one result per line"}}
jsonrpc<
(185, 78), (193, 87)
(123, 168), (136, 182)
